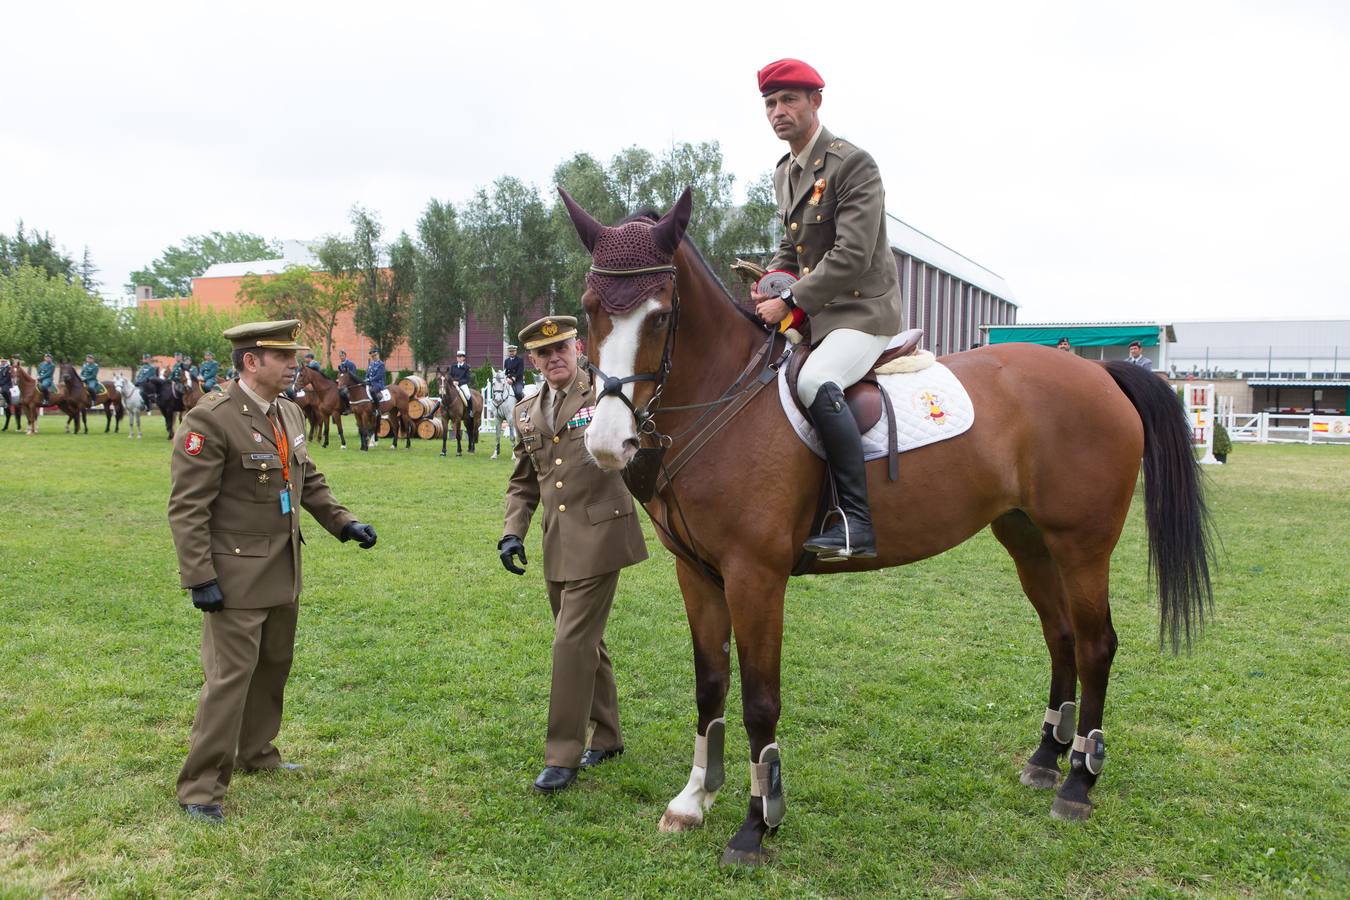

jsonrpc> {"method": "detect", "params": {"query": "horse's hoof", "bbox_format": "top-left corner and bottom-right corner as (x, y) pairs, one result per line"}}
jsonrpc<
(719, 846), (771, 868)
(1020, 763), (1061, 790)
(658, 809), (703, 833)
(1050, 797), (1093, 821)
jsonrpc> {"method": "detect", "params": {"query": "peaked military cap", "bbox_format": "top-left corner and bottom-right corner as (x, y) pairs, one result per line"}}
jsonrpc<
(519, 316), (578, 351)
(223, 319), (309, 352)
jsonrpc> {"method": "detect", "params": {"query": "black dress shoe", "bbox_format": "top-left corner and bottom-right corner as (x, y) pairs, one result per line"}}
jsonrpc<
(240, 761), (303, 774)
(180, 803), (225, 823)
(533, 765), (578, 793)
(579, 746), (625, 769)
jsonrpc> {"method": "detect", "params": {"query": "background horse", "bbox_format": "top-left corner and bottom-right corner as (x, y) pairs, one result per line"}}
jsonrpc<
(8, 365), (42, 434)
(337, 372), (412, 451)
(435, 372), (481, 457)
(56, 365), (92, 434)
(98, 380), (124, 433)
(116, 375), (145, 439)
(151, 374), (184, 439)
(486, 368), (518, 459)
(563, 191), (1214, 866)
(298, 366), (348, 449)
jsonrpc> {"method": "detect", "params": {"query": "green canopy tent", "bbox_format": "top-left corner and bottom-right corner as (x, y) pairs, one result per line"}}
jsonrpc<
(983, 322), (1174, 366)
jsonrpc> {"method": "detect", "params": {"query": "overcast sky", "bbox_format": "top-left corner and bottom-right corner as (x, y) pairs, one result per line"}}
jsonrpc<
(3, 0), (1347, 323)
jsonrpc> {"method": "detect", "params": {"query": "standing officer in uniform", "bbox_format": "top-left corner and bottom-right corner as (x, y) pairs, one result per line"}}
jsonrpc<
(1125, 340), (1154, 371)
(749, 58), (903, 560)
(134, 353), (158, 408)
(37, 353), (56, 405)
(503, 344), (526, 402)
(168, 319), (377, 823)
(198, 350), (221, 392)
(498, 316), (648, 793)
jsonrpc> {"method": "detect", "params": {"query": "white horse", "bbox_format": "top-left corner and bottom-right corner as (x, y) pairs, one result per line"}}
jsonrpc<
(116, 375), (146, 439)
(487, 368), (518, 460)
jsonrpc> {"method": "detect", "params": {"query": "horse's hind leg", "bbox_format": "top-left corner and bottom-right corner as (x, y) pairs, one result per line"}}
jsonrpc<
(991, 510), (1077, 789)
(1041, 541), (1118, 822)
(660, 560), (733, 834)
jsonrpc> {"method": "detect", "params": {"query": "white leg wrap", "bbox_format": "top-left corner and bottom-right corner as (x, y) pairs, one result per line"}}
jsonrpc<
(1073, 728), (1106, 775)
(659, 719), (725, 832)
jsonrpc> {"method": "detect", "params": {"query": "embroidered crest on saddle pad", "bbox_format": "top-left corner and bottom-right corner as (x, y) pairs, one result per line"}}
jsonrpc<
(778, 360), (974, 460)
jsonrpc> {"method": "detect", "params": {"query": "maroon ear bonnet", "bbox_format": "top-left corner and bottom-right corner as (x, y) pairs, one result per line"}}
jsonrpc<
(559, 187), (692, 313)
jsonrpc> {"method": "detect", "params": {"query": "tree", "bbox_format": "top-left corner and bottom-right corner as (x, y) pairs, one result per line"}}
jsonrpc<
(127, 231), (280, 297)
(411, 199), (466, 368)
(77, 246), (100, 295)
(113, 302), (248, 366)
(0, 265), (117, 362)
(311, 237), (360, 366)
(0, 221), (76, 282)
(237, 265), (321, 337)
(551, 154), (624, 319)
(344, 206), (414, 359)
(460, 177), (556, 340)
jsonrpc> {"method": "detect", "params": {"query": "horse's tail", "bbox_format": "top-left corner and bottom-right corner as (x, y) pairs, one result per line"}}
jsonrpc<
(1101, 361), (1215, 651)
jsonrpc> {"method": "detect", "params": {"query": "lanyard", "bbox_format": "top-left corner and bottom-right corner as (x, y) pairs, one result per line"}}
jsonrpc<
(269, 411), (290, 482)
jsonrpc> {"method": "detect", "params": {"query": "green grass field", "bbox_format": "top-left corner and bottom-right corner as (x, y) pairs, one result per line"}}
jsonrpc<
(0, 425), (1346, 897)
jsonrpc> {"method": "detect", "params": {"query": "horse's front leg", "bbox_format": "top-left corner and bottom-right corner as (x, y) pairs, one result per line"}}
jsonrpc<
(720, 562), (787, 867)
(659, 559), (733, 833)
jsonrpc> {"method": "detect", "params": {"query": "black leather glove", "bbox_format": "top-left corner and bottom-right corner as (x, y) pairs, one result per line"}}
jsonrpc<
(190, 580), (225, 613)
(342, 521), (377, 548)
(498, 535), (526, 575)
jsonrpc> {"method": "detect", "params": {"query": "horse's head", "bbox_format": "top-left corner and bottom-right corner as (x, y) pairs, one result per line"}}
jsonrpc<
(559, 186), (692, 470)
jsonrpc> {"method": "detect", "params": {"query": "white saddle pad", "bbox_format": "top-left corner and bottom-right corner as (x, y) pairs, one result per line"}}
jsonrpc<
(7, 386), (17, 402)
(379, 388), (392, 403)
(458, 384), (473, 407)
(778, 360), (975, 461)
(294, 389), (306, 398)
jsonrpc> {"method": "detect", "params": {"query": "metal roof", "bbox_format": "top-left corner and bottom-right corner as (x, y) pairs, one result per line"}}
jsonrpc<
(886, 213), (1015, 303)
(1248, 378), (1350, 388)
(198, 240), (321, 279)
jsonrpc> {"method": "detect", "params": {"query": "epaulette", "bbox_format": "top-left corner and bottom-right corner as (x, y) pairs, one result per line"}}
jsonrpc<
(776, 151), (791, 169)
(824, 136), (858, 160)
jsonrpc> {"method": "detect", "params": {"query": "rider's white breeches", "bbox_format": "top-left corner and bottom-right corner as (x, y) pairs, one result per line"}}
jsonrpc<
(796, 329), (893, 406)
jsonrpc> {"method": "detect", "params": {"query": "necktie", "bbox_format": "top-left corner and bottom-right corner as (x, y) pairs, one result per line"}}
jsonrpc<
(788, 161), (803, 205)
(549, 389), (564, 431)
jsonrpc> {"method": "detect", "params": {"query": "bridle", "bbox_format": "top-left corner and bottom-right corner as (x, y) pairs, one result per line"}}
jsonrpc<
(586, 263), (681, 438)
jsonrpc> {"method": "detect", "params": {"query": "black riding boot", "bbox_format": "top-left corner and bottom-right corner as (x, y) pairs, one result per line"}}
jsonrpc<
(804, 382), (877, 560)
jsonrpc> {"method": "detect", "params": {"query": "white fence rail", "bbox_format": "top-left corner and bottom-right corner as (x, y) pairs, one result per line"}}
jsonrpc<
(1220, 411), (1350, 444)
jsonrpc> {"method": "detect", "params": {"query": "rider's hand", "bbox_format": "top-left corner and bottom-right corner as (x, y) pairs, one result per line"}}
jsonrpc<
(190, 580), (225, 613)
(755, 297), (790, 325)
(498, 535), (527, 575)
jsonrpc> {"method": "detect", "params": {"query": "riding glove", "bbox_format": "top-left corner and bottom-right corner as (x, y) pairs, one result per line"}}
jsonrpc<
(190, 580), (225, 613)
(342, 521), (378, 548)
(498, 535), (527, 575)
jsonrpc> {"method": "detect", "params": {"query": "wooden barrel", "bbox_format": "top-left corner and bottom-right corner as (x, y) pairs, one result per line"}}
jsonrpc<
(408, 396), (442, 420)
(377, 415), (392, 438)
(398, 374), (428, 399)
(417, 418), (445, 440)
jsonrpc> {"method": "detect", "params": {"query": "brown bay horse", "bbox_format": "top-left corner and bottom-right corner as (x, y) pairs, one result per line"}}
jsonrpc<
(9, 365), (43, 434)
(298, 367), (348, 449)
(435, 372), (481, 457)
(56, 365), (93, 433)
(337, 371), (412, 451)
(97, 380), (124, 433)
(562, 190), (1213, 866)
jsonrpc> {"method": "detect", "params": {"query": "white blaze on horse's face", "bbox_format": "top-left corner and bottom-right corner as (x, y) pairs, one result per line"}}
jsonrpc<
(585, 298), (661, 470)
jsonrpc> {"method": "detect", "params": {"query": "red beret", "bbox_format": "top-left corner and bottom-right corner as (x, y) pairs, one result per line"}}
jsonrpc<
(757, 58), (825, 96)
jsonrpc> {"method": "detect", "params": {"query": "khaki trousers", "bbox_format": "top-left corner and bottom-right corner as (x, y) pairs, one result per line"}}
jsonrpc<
(176, 602), (298, 805)
(545, 570), (622, 767)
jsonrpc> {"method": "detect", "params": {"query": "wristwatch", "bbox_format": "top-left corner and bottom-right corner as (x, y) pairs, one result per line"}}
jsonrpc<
(779, 287), (797, 309)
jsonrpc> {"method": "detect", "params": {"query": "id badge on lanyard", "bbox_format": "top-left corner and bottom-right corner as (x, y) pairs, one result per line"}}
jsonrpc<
(269, 414), (293, 516)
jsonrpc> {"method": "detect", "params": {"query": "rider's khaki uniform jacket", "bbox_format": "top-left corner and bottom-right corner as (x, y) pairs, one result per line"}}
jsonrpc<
(168, 382), (355, 608)
(503, 368), (647, 581)
(769, 126), (903, 343)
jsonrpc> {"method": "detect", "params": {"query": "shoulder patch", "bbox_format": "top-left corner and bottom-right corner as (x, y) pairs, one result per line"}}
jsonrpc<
(183, 431), (205, 456)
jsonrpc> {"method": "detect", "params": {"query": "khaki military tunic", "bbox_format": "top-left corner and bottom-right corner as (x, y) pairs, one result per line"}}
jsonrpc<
(770, 126), (904, 342)
(168, 382), (356, 805)
(503, 369), (647, 766)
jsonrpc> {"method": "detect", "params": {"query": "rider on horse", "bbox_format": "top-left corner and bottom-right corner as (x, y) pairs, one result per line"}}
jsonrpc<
(503, 344), (526, 401)
(365, 348), (386, 400)
(449, 350), (475, 414)
(336, 349), (358, 405)
(37, 353), (56, 404)
(749, 59), (904, 560)
(0, 357), (12, 407)
(134, 352), (158, 407)
(80, 354), (102, 398)
(198, 350), (221, 392)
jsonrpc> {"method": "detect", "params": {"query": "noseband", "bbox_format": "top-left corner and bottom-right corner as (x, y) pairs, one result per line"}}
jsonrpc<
(587, 263), (680, 436)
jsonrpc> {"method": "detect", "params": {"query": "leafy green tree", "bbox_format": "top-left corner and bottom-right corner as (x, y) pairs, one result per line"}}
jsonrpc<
(0, 221), (76, 282)
(76, 246), (100, 295)
(312, 236), (360, 365)
(344, 207), (414, 358)
(114, 302), (247, 365)
(460, 177), (556, 340)
(411, 199), (466, 368)
(0, 265), (117, 362)
(127, 231), (280, 297)
(237, 265), (322, 340)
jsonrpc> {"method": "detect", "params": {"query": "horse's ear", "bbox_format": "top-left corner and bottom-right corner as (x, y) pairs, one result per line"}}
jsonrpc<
(653, 187), (693, 257)
(558, 187), (604, 253)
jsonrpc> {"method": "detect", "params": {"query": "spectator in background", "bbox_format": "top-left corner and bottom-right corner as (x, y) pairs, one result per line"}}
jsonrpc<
(1125, 340), (1153, 371)
(1056, 337), (1072, 352)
